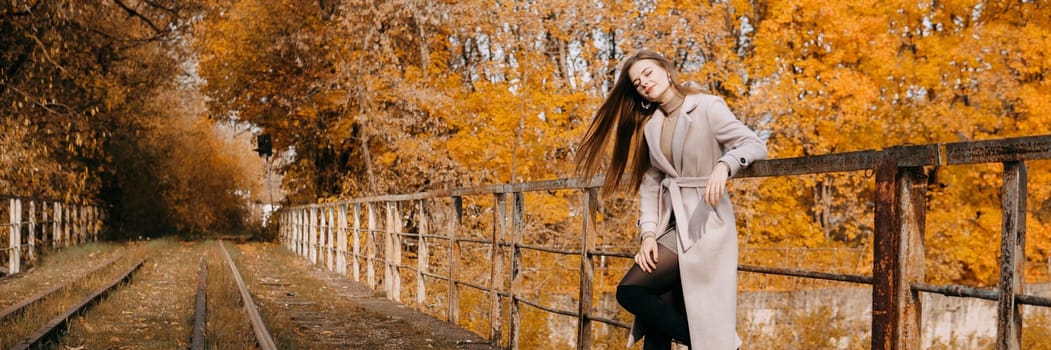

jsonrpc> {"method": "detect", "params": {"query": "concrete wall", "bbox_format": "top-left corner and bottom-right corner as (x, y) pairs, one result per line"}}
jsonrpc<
(738, 283), (1051, 349)
(538, 284), (1050, 349)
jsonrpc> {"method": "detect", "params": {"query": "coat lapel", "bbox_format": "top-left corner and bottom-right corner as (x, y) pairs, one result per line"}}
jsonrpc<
(670, 95), (702, 174)
(643, 110), (679, 177)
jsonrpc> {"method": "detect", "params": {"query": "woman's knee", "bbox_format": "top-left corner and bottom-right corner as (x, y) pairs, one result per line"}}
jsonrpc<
(616, 284), (648, 310)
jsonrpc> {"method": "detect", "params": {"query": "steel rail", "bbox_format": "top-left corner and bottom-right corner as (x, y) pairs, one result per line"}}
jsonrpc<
(11, 257), (146, 350)
(0, 255), (121, 322)
(219, 240), (277, 350)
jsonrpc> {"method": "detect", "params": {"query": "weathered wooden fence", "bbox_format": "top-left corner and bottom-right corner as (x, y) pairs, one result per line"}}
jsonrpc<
(278, 134), (1051, 350)
(1, 196), (103, 276)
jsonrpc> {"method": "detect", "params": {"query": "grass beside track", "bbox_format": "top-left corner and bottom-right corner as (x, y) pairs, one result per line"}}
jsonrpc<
(0, 241), (148, 348)
(208, 241), (257, 349)
(59, 239), (201, 349)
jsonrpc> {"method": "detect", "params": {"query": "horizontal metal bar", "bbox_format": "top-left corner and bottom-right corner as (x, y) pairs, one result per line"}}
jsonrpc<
(912, 282), (999, 301)
(455, 237), (491, 245)
(737, 264), (874, 285)
(421, 270), (449, 282)
(590, 249), (633, 259)
(738, 150), (878, 178)
(455, 277), (490, 293)
(515, 296), (578, 318)
(737, 144), (940, 178)
(912, 282), (1051, 307)
(1016, 294), (1051, 308)
(944, 134), (1051, 164)
(589, 315), (630, 329)
(745, 247), (867, 252)
(300, 178), (601, 206)
(419, 233), (450, 240)
(285, 135), (1051, 211)
(0, 195), (101, 205)
(421, 270), (511, 299)
(517, 243), (580, 256)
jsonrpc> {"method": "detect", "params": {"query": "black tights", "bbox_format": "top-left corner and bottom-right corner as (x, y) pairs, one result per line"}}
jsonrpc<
(617, 244), (690, 350)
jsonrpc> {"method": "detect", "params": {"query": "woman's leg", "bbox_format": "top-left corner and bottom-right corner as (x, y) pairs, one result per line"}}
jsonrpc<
(617, 244), (690, 348)
(637, 289), (688, 350)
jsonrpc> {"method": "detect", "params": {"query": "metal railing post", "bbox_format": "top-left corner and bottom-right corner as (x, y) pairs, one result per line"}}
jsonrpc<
(390, 201), (402, 302)
(27, 201), (35, 262)
(872, 157), (926, 350)
(416, 199), (428, 307)
(509, 192), (524, 350)
(63, 203), (70, 247)
(323, 204), (332, 269)
(997, 161), (1027, 350)
(337, 204), (348, 276)
(367, 202), (377, 289)
(8, 199), (21, 274)
(448, 196), (462, 325)
(490, 193), (507, 344)
(353, 203), (362, 281)
(52, 202), (60, 249)
(310, 206), (318, 265)
(577, 188), (598, 349)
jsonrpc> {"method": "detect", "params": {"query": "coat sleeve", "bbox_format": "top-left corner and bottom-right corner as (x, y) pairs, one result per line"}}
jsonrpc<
(707, 98), (768, 177)
(637, 164), (663, 237)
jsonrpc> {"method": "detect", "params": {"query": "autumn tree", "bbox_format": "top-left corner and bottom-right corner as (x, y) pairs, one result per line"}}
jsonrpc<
(1, 0), (264, 237)
(196, 0), (1050, 289)
(739, 0), (1051, 285)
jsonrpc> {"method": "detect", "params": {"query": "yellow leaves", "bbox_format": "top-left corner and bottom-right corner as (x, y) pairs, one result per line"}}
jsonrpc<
(178, 0), (1051, 287)
(378, 152), (397, 166)
(1014, 85), (1051, 134)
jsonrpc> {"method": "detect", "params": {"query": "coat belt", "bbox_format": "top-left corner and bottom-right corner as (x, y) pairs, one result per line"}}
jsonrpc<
(659, 176), (711, 252)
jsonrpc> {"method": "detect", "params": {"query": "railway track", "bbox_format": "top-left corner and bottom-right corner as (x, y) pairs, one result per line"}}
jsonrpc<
(1, 240), (495, 349)
(216, 240), (277, 349)
(227, 242), (496, 349)
(0, 240), (274, 349)
(0, 255), (120, 323)
(1, 256), (146, 349)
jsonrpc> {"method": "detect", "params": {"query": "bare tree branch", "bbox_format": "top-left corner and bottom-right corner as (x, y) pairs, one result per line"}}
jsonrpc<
(6, 84), (76, 117)
(112, 0), (165, 35)
(141, 0), (178, 14)
(0, 0), (42, 18)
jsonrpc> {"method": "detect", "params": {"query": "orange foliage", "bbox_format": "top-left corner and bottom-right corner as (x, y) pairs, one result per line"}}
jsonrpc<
(192, 0), (1051, 291)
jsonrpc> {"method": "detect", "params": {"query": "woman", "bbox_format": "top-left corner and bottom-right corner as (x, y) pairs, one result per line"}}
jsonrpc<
(576, 49), (767, 349)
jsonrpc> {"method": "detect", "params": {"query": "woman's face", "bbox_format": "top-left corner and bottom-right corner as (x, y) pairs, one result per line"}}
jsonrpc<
(628, 59), (672, 103)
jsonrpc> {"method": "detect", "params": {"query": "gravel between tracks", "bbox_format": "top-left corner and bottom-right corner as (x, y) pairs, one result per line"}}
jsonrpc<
(230, 241), (497, 350)
(60, 239), (207, 349)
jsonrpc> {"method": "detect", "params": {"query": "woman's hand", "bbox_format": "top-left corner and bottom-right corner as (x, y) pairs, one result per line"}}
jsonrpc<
(705, 162), (730, 206)
(635, 233), (659, 273)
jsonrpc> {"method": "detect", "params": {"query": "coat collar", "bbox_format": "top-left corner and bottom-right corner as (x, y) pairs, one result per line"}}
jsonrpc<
(643, 94), (704, 177)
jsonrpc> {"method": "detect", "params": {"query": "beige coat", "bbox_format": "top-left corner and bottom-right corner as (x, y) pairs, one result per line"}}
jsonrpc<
(628, 93), (768, 349)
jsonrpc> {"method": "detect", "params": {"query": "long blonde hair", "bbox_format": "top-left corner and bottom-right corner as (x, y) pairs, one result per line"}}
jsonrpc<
(574, 49), (701, 194)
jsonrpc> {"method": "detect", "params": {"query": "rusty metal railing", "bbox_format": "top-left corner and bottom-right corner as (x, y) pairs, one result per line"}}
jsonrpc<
(279, 134), (1051, 350)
